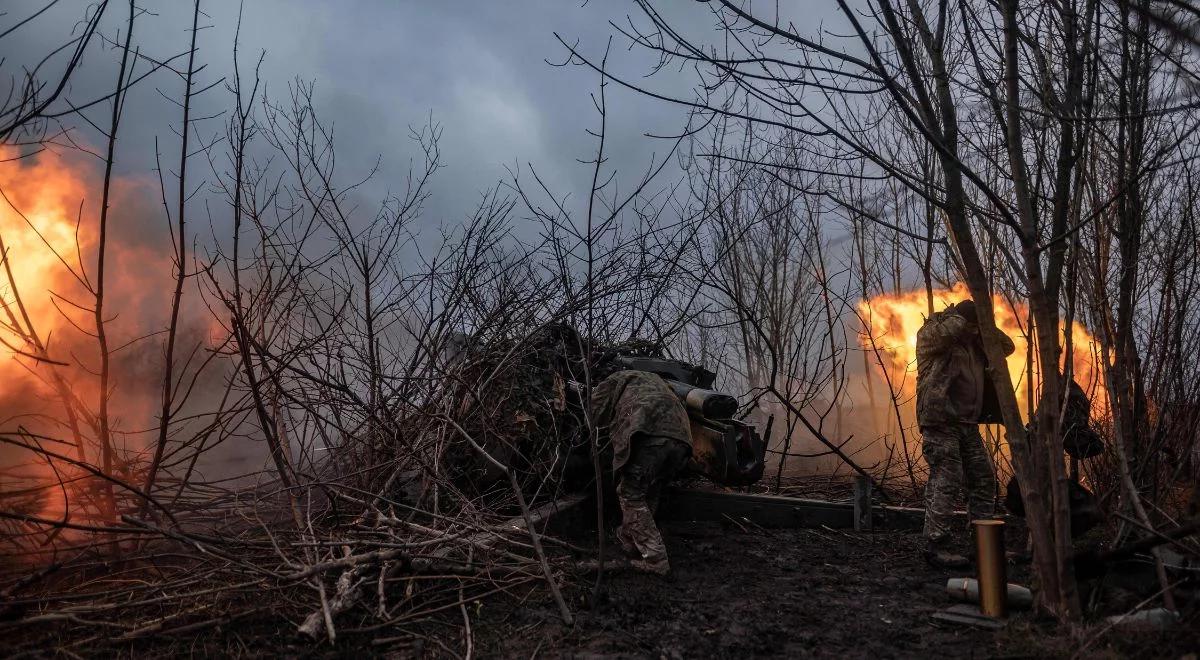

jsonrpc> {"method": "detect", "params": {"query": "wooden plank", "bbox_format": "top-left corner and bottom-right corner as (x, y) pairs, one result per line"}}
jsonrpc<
(659, 488), (929, 531)
(661, 489), (853, 528)
(877, 504), (927, 531)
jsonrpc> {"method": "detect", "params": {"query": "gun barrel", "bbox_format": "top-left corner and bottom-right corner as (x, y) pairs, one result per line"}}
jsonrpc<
(666, 380), (738, 419)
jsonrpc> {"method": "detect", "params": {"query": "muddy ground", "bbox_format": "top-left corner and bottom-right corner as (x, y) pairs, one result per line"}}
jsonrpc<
(4, 504), (1197, 658)
(470, 520), (1198, 659)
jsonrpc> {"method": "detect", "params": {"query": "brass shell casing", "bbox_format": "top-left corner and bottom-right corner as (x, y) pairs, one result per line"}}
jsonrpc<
(973, 519), (1007, 618)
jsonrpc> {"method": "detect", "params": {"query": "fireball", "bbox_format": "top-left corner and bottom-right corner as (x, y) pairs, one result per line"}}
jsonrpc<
(858, 285), (1107, 422)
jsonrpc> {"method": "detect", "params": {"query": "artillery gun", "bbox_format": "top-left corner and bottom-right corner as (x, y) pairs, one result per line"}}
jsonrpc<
(442, 325), (765, 489)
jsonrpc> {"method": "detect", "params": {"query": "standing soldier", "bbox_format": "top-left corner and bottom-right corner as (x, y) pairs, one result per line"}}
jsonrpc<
(916, 299), (1015, 568)
(590, 370), (693, 575)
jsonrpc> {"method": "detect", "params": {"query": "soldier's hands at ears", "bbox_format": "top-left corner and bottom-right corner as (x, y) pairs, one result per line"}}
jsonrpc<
(977, 325), (1017, 357)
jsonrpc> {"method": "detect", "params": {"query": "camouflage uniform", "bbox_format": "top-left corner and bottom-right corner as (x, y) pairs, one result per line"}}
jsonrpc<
(921, 424), (997, 542)
(915, 306), (1014, 545)
(591, 370), (693, 574)
(1037, 378), (1103, 459)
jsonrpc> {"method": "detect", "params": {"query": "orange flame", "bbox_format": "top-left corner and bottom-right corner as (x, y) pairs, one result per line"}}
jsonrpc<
(0, 148), (94, 347)
(858, 284), (1107, 421)
(0, 147), (182, 540)
(0, 148), (101, 530)
(0, 148), (94, 537)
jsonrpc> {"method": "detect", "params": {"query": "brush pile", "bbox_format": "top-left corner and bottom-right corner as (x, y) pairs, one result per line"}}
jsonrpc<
(0, 321), (634, 654)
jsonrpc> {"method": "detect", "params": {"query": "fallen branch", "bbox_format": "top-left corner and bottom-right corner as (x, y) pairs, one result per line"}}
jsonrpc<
(296, 491), (586, 639)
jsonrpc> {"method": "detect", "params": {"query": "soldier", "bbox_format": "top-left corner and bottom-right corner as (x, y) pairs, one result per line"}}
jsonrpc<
(1055, 377), (1104, 461)
(590, 370), (693, 575)
(1005, 375), (1104, 537)
(916, 299), (1015, 568)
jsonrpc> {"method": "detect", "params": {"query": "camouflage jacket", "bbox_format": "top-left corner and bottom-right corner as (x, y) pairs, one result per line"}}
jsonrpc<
(590, 370), (693, 472)
(916, 308), (1015, 427)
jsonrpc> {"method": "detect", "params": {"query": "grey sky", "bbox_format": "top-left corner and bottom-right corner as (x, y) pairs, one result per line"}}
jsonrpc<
(3, 1), (750, 231)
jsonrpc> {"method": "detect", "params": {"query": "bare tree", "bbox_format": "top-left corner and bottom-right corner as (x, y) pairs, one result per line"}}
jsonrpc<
(572, 0), (1200, 618)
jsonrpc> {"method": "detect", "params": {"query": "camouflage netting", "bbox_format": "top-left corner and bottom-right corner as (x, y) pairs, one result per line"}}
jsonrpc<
(372, 323), (677, 509)
(439, 322), (589, 497)
(339, 322), (636, 514)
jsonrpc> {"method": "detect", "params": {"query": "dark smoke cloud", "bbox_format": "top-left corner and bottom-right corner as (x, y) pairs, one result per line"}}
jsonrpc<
(0, 1), (762, 230)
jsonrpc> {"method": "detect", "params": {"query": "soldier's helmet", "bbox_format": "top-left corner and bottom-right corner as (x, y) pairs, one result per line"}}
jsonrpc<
(953, 298), (978, 324)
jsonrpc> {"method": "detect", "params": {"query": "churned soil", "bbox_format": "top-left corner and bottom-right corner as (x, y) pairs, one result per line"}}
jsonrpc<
(471, 520), (1199, 659)
(5, 508), (1196, 657)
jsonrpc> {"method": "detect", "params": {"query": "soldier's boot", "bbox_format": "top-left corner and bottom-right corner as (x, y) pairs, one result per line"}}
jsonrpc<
(923, 540), (971, 569)
(614, 524), (638, 556)
(617, 497), (671, 575)
(629, 556), (671, 576)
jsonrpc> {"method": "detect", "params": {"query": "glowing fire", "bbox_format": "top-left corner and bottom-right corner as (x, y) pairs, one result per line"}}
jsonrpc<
(0, 148), (94, 350)
(0, 146), (178, 531)
(858, 283), (1107, 421)
(0, 146), (194, 551)
(0, 147), (101, 530)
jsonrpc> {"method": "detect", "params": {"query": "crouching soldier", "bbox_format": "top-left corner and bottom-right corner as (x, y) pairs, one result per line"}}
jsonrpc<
(590, 370), (693, 575)
(916, 299), (1015, 568)
(1005, 376), (1104, 537)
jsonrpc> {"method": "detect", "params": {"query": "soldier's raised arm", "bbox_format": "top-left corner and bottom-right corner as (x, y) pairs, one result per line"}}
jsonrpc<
(916, 312), (971, 354)
(982, 325), (1016, 357)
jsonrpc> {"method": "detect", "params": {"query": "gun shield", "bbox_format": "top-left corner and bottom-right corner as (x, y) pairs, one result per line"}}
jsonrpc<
(687, 417), (765, 486)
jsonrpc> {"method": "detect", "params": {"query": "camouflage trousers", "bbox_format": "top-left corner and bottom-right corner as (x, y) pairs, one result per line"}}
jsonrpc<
(921, 423), (996, 544)
(615, 434), (690, 574)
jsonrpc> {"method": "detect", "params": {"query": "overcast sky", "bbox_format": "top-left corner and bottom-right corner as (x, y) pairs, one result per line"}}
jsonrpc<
(3, 1), (785, 231)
